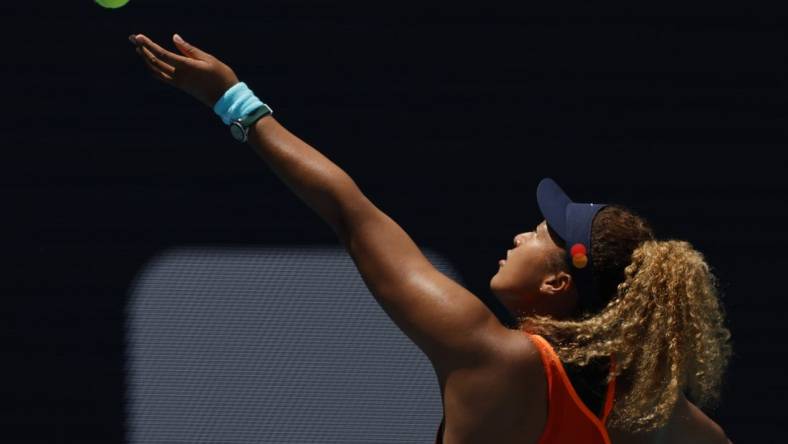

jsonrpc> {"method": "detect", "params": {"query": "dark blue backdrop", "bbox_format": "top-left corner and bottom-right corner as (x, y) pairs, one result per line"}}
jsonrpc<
(5, 1), (786, 442)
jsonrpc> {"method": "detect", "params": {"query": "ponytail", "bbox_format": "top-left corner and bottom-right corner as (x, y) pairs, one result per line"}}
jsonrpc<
(520, 238), (733, 433)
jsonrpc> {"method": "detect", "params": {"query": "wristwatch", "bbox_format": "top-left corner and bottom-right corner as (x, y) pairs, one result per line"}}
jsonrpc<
(230, 103), (273, 143)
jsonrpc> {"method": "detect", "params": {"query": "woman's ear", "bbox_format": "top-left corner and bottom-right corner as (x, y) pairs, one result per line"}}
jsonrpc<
(539, 271), (573, 296)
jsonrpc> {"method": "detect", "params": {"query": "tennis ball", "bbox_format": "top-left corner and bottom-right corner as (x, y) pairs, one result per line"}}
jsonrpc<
(95, 0), (130, 9)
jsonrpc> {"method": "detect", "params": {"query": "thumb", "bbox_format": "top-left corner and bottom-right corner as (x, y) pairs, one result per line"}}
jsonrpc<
(172, 34), (212, 60)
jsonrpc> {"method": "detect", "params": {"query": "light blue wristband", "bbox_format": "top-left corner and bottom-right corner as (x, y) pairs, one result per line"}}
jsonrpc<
(212, 81), (273, 126)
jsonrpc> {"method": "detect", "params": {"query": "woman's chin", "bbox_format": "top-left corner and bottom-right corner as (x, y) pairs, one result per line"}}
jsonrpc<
(492, 262), (506, 278)
(489, 271), (501, 288)
(489, 274), (506, 299)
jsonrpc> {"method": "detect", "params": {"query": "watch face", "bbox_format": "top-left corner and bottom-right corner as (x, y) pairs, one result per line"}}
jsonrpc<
(230, 123), (244, 141)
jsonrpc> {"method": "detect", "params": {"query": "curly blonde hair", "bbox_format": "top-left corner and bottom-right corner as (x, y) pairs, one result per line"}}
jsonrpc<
(518, 205), (733, 433)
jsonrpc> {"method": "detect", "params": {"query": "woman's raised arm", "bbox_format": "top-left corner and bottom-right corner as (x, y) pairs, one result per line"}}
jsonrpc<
(129, 33), (508, 371)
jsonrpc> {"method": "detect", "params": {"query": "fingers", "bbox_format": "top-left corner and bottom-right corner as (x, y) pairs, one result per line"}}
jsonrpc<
(137, 45), (175, 75)
(132, 34), (191, 69)
(172, 34), (213, 61)
(150, 67), (175, 84)
(135, 45), (174, 84)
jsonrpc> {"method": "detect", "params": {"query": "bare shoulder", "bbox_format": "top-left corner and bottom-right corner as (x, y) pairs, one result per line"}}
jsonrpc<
(486, 325), (548, 400)
(670, 394), (731, 444)
(457, 322), (547, 399)
(431, 325), (550, 444)
(486, 324), (544, 373)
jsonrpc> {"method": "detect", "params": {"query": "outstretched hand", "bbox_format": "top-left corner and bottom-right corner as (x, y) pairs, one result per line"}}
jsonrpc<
(129, 33), (240, 109)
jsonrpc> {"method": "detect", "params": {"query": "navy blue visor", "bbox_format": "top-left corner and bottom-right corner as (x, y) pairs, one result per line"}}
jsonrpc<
(536, 178), (608, 314)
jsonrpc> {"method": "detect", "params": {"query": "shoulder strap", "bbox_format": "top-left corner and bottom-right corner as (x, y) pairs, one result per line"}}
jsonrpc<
(530, 333), (618, 423)
(527, 333), (556, 389)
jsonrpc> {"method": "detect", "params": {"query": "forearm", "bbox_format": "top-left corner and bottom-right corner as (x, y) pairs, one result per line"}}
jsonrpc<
(245, 114), (368, 235)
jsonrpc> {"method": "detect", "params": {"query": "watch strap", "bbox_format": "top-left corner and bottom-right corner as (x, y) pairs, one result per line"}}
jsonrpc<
(240, 103), (273, 127)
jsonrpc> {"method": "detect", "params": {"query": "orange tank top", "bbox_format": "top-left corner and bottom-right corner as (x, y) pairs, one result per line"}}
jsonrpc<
(434, 333), (617, 444)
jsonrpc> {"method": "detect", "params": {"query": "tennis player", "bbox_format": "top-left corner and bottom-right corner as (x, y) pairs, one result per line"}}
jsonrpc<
(129, 33), (733, 444)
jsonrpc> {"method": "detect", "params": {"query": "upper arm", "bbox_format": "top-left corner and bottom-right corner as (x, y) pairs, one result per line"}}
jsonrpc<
(677, 395), (731, 444)
(337, 196), (504, 370)
(693, 406), (729, 444)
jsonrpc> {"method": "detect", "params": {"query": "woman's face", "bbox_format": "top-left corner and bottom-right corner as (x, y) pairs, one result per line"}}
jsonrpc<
(490, 219), (578, 319)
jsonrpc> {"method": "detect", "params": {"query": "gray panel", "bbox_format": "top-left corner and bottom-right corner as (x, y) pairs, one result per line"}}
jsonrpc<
(125, 245), (466, 443)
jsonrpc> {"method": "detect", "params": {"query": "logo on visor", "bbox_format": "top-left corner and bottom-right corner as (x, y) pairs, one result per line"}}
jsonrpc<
(570, 243), (588, 269)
